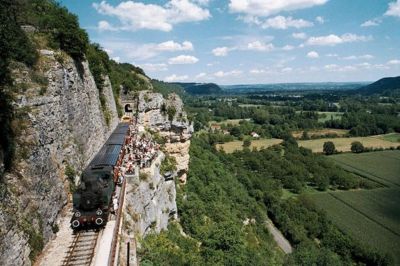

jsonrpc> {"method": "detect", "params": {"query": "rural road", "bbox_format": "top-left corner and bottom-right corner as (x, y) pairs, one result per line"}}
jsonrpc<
(266, 219), (293, 254)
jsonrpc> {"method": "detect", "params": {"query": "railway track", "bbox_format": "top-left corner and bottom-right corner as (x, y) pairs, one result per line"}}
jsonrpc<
(61, 230), (100, 266)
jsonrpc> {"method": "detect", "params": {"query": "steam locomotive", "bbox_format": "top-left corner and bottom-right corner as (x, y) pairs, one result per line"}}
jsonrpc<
(70, 123), (129, 229)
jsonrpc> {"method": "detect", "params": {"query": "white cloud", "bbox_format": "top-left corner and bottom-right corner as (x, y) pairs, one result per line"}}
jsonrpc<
(229, 0), (328, 17)
(246, 41), (274, 51)
(168, 55), (199, 64)
(212, 46), (232, 56)
(385, 0), (400, 17)
(93, 0), (210, 32)
(326, 53), (338, 57)
(387, 59), (400, 65)
(141, 63), (168, 72)
(258, 16), (314, 29)
(306, 33), (372, 46)
(341, 54), (374, 60)
(292, 32), (307, 39)
(307, 51), (319, 58)
(194, 72), (207, 80)
(315, 16), (325, 24)
(164, 74), (189, 82)
(100, 40), (194, 60)
(214, 70), (243, 78)
(156, 40), (194, 51)
(361, 18), (381, 27)
(282, 45), (295, 51)
(98, 20), (118, 31)
(112, 56), (120, 62)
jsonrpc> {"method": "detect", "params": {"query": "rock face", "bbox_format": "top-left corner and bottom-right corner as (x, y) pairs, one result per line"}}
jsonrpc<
(0, 52), (118, 265)
(119, 91), (192, 265)
(136, 91), (193, 183)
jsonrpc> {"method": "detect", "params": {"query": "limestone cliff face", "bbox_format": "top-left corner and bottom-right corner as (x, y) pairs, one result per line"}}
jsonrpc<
(136, 91), (193, 183)
(0, 51), (118, 266)
(119, 91), (192, 265)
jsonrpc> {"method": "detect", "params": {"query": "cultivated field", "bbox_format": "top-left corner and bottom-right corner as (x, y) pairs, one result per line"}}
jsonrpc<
(298, 135), (398, 153)
(317, 111), (343, 122)
(311, 151), (400, 264)
(209, 118), (251, 126)
(310, 191), (400, 264)
(330, 150), (400, 187)
(291, 128), (349, 139)
(377, 133), (400, 143)
(216, 138), (283, 153)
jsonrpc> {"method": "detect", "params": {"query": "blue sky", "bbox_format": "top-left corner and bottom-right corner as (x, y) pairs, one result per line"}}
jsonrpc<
(60, 0), (400, 85)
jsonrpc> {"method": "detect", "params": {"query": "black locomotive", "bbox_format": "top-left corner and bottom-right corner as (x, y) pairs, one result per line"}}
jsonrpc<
(70, 123), (129, 229)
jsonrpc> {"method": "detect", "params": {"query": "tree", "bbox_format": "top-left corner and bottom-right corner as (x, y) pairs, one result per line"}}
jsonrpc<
(243, 139), (251, 147)
(351, 141), (364, 153)
(323, 141), (336, 155)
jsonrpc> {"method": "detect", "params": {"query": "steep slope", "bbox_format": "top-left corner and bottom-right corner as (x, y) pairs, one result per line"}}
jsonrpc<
(357, 76), (400, 95)
(0, 50), (119, 265)
(173, 82), (223, 95)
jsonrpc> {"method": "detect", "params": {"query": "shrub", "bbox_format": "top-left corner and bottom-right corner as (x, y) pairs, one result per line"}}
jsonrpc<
(323, 141), (336, 155)
(351, 141), (364, 153)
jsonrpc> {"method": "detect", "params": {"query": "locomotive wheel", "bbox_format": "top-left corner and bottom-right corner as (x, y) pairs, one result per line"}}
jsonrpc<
(72, 220), (80, 228)
(95, 218), (104, 225)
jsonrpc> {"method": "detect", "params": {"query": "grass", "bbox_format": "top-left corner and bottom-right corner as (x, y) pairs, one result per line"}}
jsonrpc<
(298, 135), (398, 153)
(310, 192), (400, 264)
(377, 133), (400, 143)
(209, 118), (251, 126)
(291, 128), (349, 139)
(238, 104), (264, 108)
(317, 111), (343, 123)
(216, 138), (283, 153)
(310, 151), (400, 264)
(329, 150), (400, 188)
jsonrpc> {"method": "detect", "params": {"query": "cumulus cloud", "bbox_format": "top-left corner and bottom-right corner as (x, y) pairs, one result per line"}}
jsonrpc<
(306, 33), (372, 46)
(282, 45), (295, 51)
(292, 32), (307, 39)
(385, 0), (400, 17)
(257, 16), (314, 29)
(307, 51), (319, 58)
(93, 0), (210, 32)
(214, 70), (243, 78)
(164, 74), (189, 82)
(98, 20), (118, 31)
(141, 63), (168, 72)
(212, 46), (233, 56)
(315, 16), (325, 24)
(246, 41), (274, 51)
(341, 54), (374, 60)
(387, 59), (400, 65)
(361, 18), (382, 27)
(100, 40), (194, 60)
(229, 0), (328, 17)
(156, 40), (194, 51)
(168, 55), (199, 64)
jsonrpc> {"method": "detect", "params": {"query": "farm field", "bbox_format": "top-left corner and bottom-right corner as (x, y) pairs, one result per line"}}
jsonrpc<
(209, 118), (251, 126)
(238, 104), (264, 108)
(216, 138), (283, 153)
(311, 151), (400, 264)
(298, 135), (398, 153)
(330, 150), (400, 187)
(317, 111), (343, 122)
(310, 191), (400, 264)
(291, 128), (349, 139)
(377, 132), (400, 143)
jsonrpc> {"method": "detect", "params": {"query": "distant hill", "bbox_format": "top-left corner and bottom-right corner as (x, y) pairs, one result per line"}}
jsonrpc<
(357, 76), (400, 95)
(173, 82), (223, 95)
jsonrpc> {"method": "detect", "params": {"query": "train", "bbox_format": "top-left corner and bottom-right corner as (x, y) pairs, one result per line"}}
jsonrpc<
(70, 123), (129, 229)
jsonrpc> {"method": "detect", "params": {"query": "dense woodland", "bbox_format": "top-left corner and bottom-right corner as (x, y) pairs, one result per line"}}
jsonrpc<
(140, 135), (392, 265)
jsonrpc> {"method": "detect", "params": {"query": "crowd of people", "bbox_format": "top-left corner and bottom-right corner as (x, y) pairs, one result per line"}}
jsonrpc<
(122, 119), (161, 175)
